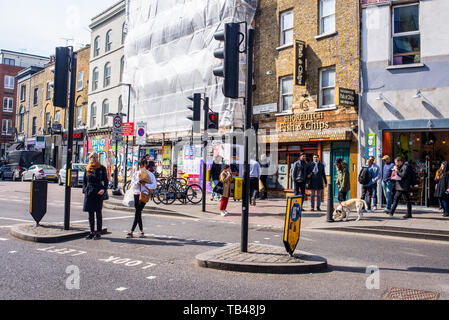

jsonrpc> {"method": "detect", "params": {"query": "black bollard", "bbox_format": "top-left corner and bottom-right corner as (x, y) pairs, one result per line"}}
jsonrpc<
(327, 183), (334, 222)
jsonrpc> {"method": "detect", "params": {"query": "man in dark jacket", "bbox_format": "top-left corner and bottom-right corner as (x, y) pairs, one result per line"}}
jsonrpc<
(307, 154), (327, 211)
(210, 156), (223, 201)
(388, 157), (413, 219)
(292, 153), (309, 199)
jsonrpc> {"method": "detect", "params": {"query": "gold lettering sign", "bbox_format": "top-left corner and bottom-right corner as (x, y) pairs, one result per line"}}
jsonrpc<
(295, 40), (306, 86)
(276, 112), (330, 133)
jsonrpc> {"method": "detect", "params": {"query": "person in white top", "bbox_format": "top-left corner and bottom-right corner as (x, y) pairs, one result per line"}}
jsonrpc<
(127, 160), (157, 238)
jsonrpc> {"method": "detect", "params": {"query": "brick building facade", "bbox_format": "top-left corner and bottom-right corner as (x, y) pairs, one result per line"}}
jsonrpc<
(253, 0), (360, 200)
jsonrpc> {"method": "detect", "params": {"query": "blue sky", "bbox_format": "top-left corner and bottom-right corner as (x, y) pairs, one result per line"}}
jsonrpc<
(1, 0), (118, 57)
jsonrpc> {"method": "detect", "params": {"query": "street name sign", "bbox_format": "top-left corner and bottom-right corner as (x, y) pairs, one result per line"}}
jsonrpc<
(283, 196), (303, 256)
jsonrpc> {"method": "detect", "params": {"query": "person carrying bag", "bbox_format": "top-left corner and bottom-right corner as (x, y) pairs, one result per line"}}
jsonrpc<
(127, 160), (157, 238)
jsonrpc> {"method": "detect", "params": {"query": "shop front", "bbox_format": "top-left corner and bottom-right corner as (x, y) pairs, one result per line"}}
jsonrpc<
(380, 119), (449, 207)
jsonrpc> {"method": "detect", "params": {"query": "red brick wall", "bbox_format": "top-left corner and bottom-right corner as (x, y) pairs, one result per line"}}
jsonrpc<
(0, 64), (24, 144)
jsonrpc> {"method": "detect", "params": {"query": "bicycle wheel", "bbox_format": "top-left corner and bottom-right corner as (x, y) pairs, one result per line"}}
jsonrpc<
(152, 188), (161, 204)
(157, 185), (177, 205)
(186, 184), (203, 205)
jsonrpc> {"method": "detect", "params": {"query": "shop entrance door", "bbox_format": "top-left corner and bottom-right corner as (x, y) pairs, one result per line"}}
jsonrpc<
(331, 143), (350, 202)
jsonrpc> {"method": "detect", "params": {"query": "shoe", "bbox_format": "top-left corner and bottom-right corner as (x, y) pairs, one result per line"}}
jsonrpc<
(139, 232), (145, 238)
(316, 208), (321, 212)
(442, 213), (449, 217)
(210, 197), (215, 201)
(384, 209), (391, 213)
(311, 208), (315, 212)
(221, 210), (228, 217)
(126, 232), (134, 238)
(367, 209), (374, 213)
(372, 206), (377, 210)
(94, 233), (101, 240)
(402, 215), (412, 219)
(85, 233), (95, 240)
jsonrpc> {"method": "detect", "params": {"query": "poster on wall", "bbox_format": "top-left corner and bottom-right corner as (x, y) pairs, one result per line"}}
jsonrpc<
(163, 146), (171, 176)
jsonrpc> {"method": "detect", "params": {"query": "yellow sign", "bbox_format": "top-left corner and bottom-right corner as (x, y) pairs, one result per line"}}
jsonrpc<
(283, 196), (303, 256)
(234, 178), (243, 200)
(276, 112), (329, 133)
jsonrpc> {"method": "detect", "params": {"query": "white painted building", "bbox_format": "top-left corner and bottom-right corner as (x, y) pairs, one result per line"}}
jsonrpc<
(0, 49), (49, 68)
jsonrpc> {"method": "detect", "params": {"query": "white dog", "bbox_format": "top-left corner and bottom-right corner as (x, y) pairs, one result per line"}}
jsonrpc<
(333, 199), (368, 222)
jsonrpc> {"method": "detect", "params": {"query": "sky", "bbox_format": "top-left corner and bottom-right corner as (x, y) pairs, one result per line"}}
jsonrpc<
(0, 0), (119, 57)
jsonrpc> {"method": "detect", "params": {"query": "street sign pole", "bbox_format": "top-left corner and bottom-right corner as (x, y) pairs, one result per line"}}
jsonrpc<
(64, 48), (76, 231)
(202, 97), (209, 213)
(124, 84), (131, 190)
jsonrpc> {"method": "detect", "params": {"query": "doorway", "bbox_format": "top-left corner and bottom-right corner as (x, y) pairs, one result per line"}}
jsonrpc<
(331, 142), (350, 202)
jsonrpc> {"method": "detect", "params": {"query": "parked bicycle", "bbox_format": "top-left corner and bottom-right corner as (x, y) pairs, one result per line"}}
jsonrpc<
(157, 177), (203, 205)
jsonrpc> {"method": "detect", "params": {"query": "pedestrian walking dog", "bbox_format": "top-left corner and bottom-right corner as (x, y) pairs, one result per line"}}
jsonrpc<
(333, 199), (368, 222)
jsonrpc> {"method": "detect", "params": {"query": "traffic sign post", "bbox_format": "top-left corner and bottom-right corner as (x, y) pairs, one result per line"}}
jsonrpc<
(283, 196), (303, 257)
(113, 114), (123, 142)
(136, 122), (147, 145)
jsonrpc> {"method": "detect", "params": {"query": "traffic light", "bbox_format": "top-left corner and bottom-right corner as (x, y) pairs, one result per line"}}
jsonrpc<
(213, 22), (240, 99)
(187, 93), (201, 133)
(53, 47), (70, 108)
(207, 112), (219, 130)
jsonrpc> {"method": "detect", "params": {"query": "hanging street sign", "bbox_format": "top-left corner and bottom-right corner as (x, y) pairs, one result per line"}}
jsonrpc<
(122, 122), (135, 136)
(283, 195), (303, 256)
(136, 121), (147, 145)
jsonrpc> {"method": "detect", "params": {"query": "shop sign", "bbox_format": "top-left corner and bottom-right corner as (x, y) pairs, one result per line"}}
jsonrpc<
(336, 87), (357, 107)
(276, 112), (329, 133)
(294, 40), (306, 86)
(253, 103), (278, 115)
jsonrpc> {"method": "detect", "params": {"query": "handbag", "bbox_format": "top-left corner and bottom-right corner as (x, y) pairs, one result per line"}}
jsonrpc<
(139, 185), (152, 204)
(391, 169), (401, 181)
(213, 181), (224, 195)
(102, 190), (109, 200)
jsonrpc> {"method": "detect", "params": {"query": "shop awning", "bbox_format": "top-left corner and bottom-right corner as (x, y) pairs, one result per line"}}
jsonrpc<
(258, 128), (353, 144)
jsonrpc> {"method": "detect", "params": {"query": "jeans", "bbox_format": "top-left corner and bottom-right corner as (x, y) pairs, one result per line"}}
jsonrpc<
(440, 197), (449, 214)
(88, 210), (102, 234)
(294, 182), (306, 198)
(372, 183), (378, 207)
(132, 194), (146, 232)
(361, 185), (374, 210)
(212, 180), (221, 198)
(382, 181), (394, 211)
(310, 189), (322, 209)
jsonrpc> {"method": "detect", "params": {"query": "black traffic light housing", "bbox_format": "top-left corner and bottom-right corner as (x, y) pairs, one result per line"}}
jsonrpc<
(187, 93), (201, 133)
(207, 112), (219, 130)
(213, 22), (240, 99)
(53, 47), (70, 108)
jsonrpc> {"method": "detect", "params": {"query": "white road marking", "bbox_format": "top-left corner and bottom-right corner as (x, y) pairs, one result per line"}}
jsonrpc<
(264, 238), (270, 240)
(116, 287), (128, 292)
(0, 217), (33, 223)
(9, 251), (17, 254)
(71, 216), (133, 223)
(0, 225), (13, 228)
(146, 276), (157, 280)
(0, 238), (8, 241)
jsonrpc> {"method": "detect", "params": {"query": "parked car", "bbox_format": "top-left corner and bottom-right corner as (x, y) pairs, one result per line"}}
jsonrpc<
(21, 165), (58, 183)
(0, 164), (26, 181)
(58, 163), (87, 187)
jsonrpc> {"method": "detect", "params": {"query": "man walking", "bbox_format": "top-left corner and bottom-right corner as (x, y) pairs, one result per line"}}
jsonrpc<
(250, 158), (261, 206)
(292, 153), (308, 199)
(369, 156), (381, 210)
(359, 158), (376, 213)
(389, 157), (413, 219)
(382, 155), (394, 213)
(335, 158), (350, 202)
(308, 154), (327, 211)
(210, 156), (223, 201)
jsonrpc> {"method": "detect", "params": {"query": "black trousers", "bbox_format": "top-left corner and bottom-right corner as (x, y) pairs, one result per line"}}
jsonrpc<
(88, 210), (102, 234)
(338, 191), (348, 202)
(259, 175), (268, 199)
(390, 190), (412, 216)
(361, 185), (374, 210)
(132, 194), (146, 232)
(294, 182), (306, 198)
(250, 177), (259, 199)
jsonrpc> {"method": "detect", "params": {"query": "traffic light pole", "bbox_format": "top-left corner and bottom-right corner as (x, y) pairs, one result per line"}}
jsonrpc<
(202, 97), (209, 213)
(241, 28), (254, 253)
(64, 48), (76, 231)
(123, 84), (131, 191)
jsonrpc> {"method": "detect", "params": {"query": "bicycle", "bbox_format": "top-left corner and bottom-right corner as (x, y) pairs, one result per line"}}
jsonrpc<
(157, 178), (203, 205)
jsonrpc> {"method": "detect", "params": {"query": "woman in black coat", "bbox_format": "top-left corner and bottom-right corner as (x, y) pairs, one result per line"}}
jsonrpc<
(83, 152), (109, 240)
(434, 162), (449, 217)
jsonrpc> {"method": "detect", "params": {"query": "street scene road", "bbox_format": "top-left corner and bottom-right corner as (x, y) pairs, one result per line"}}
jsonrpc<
(1, 181), (448, 301)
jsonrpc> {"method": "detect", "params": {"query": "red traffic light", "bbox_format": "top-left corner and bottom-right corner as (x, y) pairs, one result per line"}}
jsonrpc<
(209, 114), (216, 121)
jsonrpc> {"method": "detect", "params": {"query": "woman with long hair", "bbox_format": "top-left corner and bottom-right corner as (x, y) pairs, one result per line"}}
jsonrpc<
(127, 160), (157, 238)
(83, 152), (108, 240)
(219, 164), (234, 217)
(434, 161), (449, 217)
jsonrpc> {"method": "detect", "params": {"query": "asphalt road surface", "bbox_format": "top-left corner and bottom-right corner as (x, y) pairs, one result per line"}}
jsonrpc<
(0, 181), (448, 301)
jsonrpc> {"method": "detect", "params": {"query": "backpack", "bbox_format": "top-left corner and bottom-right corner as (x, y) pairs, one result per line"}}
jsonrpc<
(358, 167), (371, 185)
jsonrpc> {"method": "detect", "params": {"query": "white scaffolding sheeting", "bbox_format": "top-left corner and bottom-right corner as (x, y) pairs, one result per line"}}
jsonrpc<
(124, 0), (257, 135)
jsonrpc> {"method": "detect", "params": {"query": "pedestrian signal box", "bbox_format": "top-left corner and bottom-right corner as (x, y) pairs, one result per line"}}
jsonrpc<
(283, 196), (303, 256)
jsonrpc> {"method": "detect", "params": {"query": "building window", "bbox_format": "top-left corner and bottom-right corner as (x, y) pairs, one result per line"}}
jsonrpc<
(90, 103), (97, 127)
(2, 120), (12, 136)
(32, 117), (37, 136)
(102, 100), (109, 126)
(19, 105), (25, 133)
(54, 110), (61, 123)
(3, 58), (15, 66)
(280, 76), (293, 112)
(392, 3), (420, 65)
(33, 88), (38, 106)
(105, 30), (112, 52)
(92, 68), (99, 91)
(46, 82), (51, 99)
(45, 112), (51, 132)
(77, 71), (84, 91)
(3, 98), (13, 112)
(280, 10), (293, 46)
(319, 67), (336, 108)
(122, 23), (127, 45)
(76, 106), (83, 127)
(120, 56), (124, 83)
(319, 0), (335, 35)
(94, 36), (100, 57)
(104, 63), (111, 87)
(4, 75), (14, 89)
(20, 84), (26, 101)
